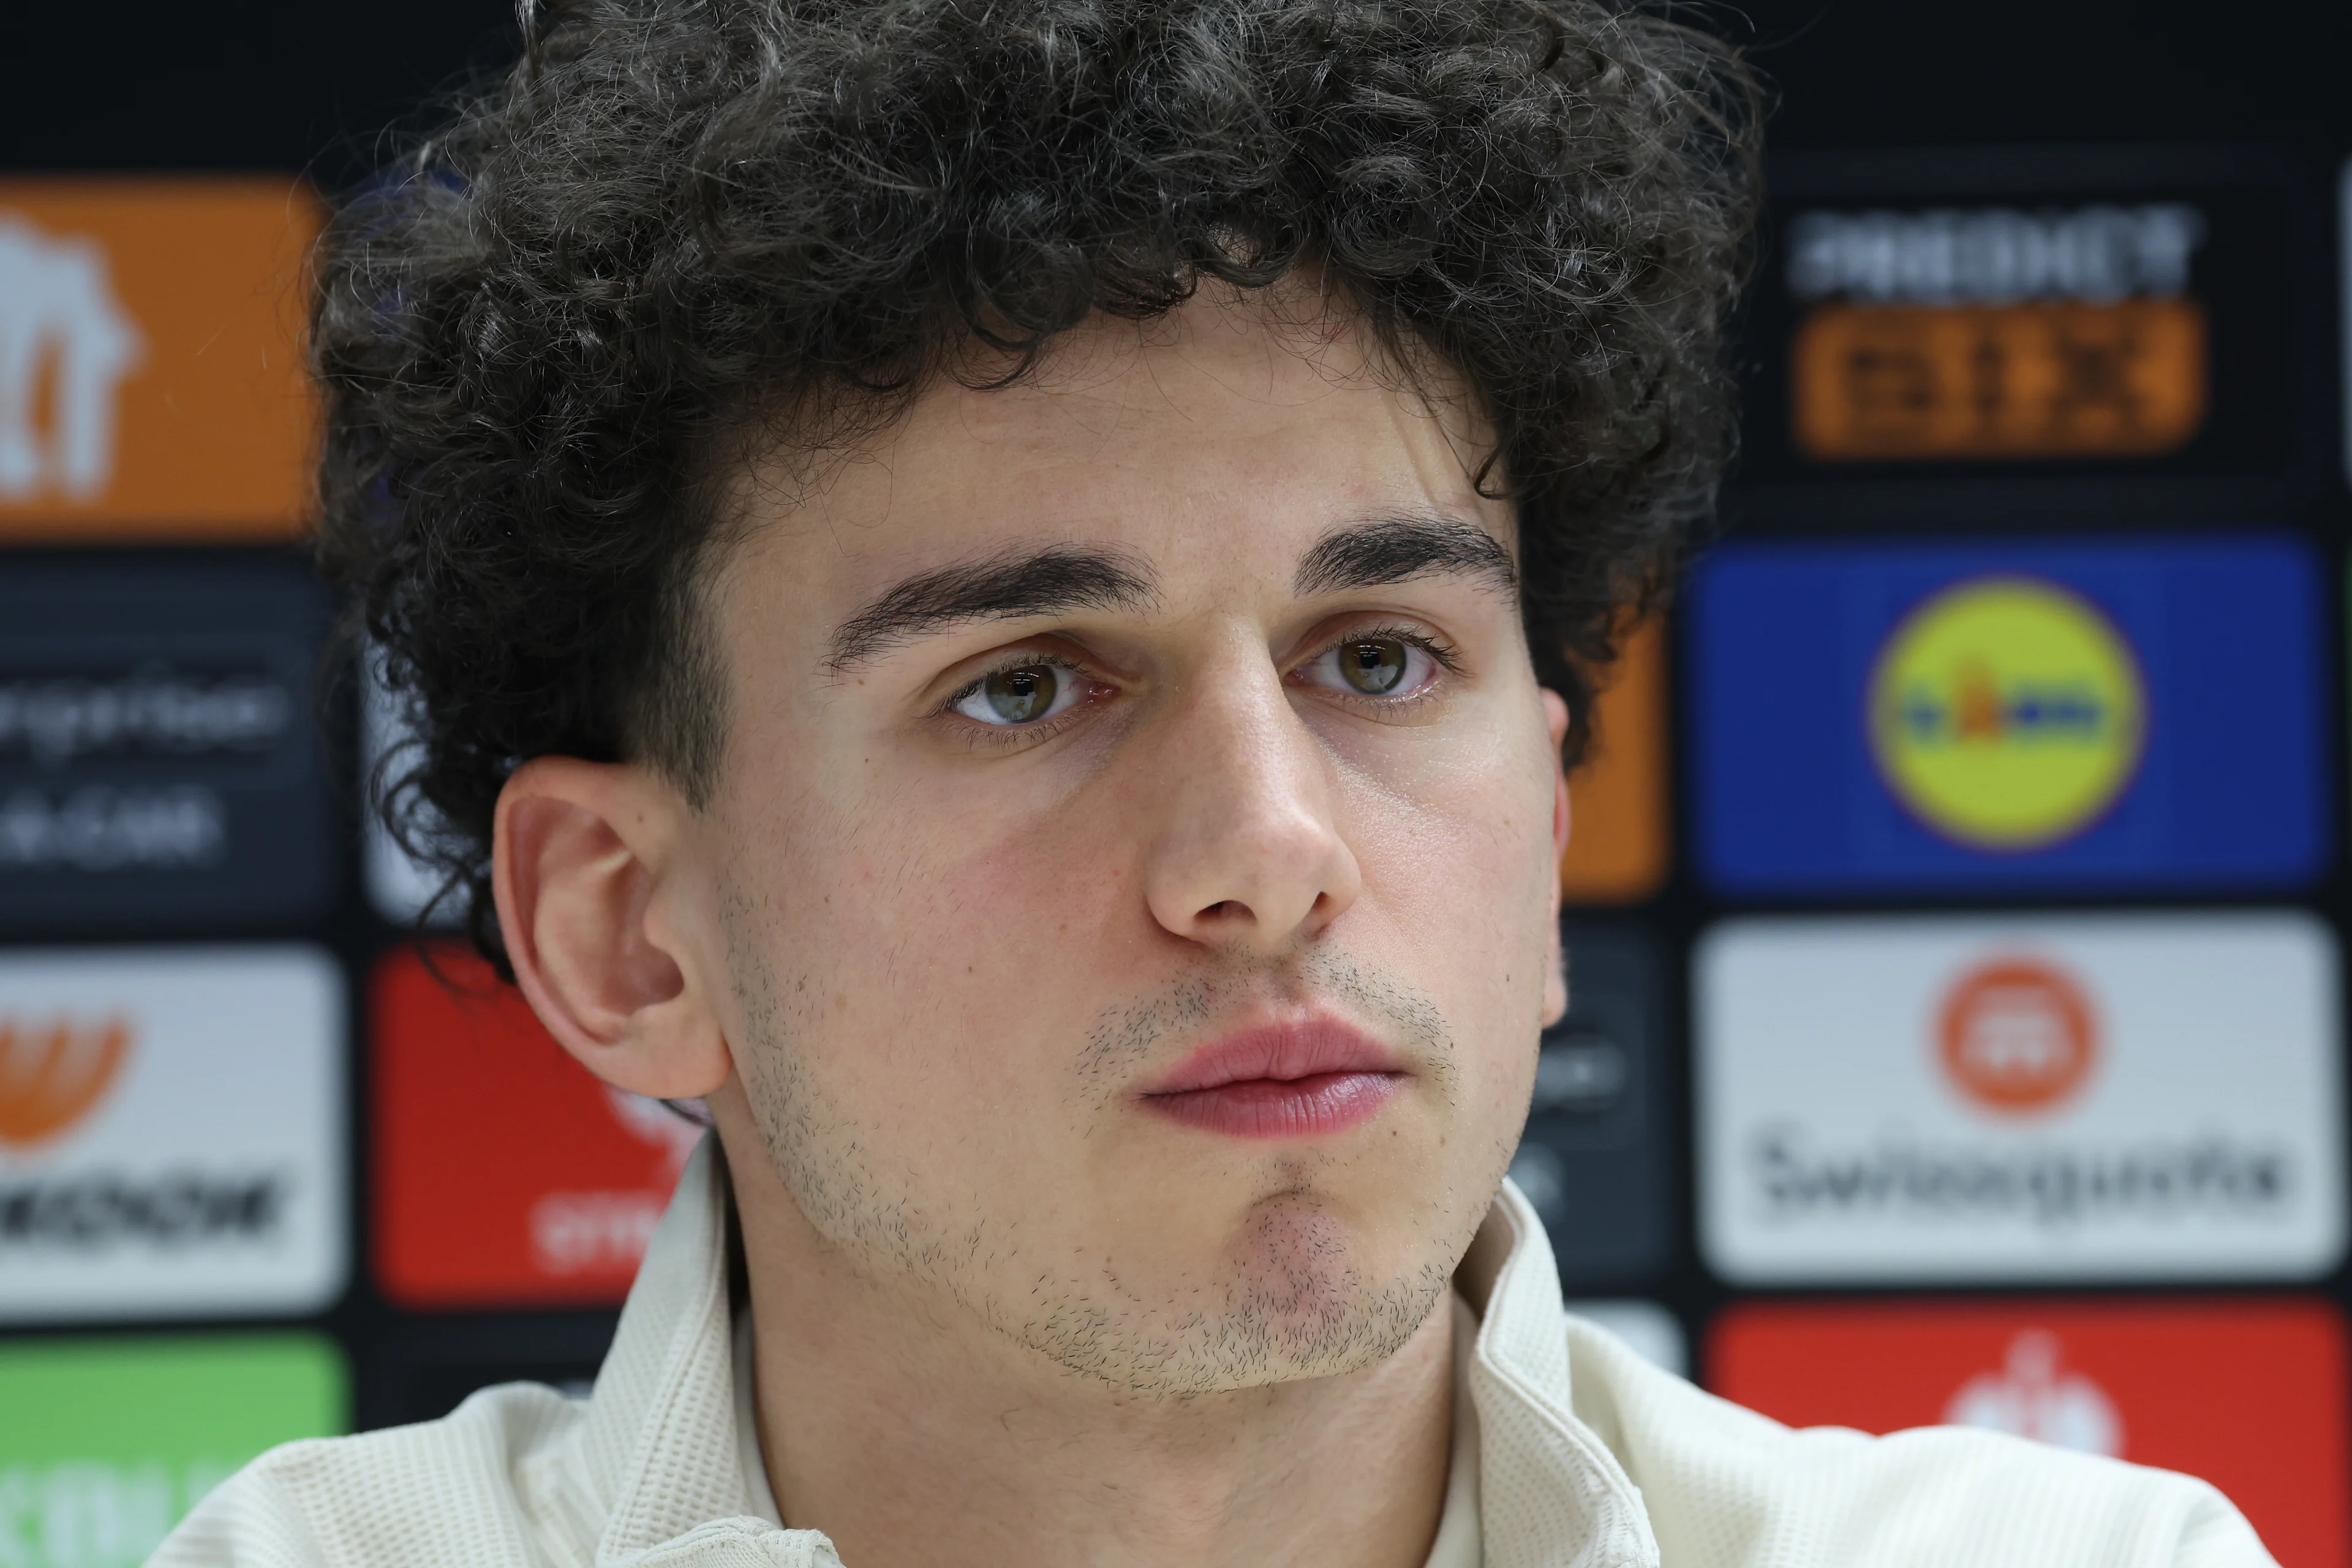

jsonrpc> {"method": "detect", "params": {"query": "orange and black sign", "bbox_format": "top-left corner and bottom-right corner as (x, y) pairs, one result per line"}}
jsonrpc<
(0, 179), (321, 541)
(1736, 149), (2313, 518)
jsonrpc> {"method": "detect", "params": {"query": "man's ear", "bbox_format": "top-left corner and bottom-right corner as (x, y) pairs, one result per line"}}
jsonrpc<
(492, 756), (733, 1100)
(1540, 687), (1571, 1027)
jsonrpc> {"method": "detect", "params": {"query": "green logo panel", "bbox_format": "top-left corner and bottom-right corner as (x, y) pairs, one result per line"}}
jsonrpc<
(0, 1333), (346, 1568)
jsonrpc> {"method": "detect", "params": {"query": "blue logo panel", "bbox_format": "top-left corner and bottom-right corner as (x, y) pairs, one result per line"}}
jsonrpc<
(1689, 533), (2325, 894)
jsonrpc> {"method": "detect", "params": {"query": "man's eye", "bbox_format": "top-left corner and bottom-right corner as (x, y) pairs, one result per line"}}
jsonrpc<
(1302, 637), (1436, 698)
(950, 662), (1087, 726)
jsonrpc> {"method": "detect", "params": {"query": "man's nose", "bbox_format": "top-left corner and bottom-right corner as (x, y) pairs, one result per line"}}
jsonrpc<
(1138, 652), (1362, 952)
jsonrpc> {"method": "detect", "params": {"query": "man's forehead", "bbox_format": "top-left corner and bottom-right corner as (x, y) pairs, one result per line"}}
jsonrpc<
(718, 296), (1510, 643)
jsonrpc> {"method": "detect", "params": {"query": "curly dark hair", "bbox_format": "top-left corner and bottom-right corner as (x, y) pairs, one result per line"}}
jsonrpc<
(317, 0), (1760, 966)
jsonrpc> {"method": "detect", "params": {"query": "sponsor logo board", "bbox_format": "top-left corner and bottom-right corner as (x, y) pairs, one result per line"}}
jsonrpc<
(0, 554), (331, 929)
(1696, 913), (2343, 1284)
(1562, 1300), (1686, 1378)
(371, 945), (699, 1306)
(1785, 202), (2211, 462)
(1558, 618), (1668, 903)
(0, 1332), (345, 1568)
(1709, 1298), (2348, 1568)
(0, 947), (345, 1322)
(1738, 150), (2302, 510)
(1507, 922), (1672, 1287)
(366, 1314), (617, 1427)
(0, 181), (320, 540)
(1690, 535), (2324, 894)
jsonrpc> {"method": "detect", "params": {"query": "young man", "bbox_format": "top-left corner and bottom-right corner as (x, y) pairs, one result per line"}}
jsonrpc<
(160, 2), (2269, 1565)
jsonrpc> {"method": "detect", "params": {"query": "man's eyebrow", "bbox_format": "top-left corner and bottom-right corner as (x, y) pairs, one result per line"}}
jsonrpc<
(1292, 513), (1519, 599)
(826, 545), (1161, 670)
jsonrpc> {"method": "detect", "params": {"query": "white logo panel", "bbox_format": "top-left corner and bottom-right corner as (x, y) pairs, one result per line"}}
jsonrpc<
(0, 946), (345, 1321)
(1697, 912), (2343, 1284)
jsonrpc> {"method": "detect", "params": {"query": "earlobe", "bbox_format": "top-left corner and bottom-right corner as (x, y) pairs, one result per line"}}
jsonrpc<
(492, 757), (734, 1100)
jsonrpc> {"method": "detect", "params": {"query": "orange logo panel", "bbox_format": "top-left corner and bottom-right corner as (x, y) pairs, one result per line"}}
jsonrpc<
(1560, 617), (1668, 903)
(1711, 1298), (2350, 1568)
(0, 1014), (129, 1148)
(1936, 957), (2098, 1115)
(371, 946), (701, 1308)
(1792, 299), (2206, 461)
(0, 179), (322, 540)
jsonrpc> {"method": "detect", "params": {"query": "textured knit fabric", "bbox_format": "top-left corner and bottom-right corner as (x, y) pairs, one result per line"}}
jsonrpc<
(151, 1137), (2274, 1568)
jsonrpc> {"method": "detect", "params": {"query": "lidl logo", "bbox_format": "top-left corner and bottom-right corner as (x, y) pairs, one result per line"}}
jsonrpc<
(0, 1016), (130, 1148)
(1696, 912), (2344, 1284)
(372, 945), (699, 1307)
(1869, 578), (2145, 850)
(0, 183), (320, 540)
(1936, 957), (2098, 1115)
(0, 948), (345, 1324)
(1691, 535), (2324, 894)
(1709, 1299), (2350, 1568)
(0, 1333), (345, 1568)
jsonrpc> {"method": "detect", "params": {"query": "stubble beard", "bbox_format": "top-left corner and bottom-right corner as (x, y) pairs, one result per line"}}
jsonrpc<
(718, 882), (1506, 1399)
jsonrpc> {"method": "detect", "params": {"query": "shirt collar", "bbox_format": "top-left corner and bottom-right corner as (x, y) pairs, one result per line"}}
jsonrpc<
(565, 1136), (1656, 1568)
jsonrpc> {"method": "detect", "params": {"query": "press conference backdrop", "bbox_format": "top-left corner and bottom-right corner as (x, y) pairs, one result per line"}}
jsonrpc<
(7, 4), (2352, 1564)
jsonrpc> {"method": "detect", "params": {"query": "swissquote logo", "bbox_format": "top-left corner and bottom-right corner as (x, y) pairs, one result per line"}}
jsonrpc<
(1937, 959), (2098, 1115)
(0, 213), (143, 502)
(0, 948), (344, 1324)
(1696, 912), (2345, 1283)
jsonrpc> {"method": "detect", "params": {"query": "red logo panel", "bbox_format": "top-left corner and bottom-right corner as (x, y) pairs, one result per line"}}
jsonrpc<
(1709, 1298), (2348, 1568)
(370, 946), (700, 1307)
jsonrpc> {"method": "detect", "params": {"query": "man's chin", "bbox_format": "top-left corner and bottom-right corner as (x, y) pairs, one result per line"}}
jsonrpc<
(1008, 1194), (1454, 1398)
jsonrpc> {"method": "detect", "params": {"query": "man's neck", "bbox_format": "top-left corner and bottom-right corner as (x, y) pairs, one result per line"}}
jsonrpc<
(719, 1128), (1458, 1568)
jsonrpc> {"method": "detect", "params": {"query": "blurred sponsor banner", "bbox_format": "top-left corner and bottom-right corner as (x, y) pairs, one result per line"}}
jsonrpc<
(1709, 1298), (2349, 1568)
(372, 946), (700, 1307)
(1695, 912), (2343, 1284)
(0, 180), (321, 540)
(1509, 922), (1672, 1287)
(2341, 159), (2352, 486)
(1562, 1299), (1686, 1378)
(362, 1313), (616, 1428)
(0, 554), (331, 930)
(0, 1333), (344, 1568)
(1559, 619), (1668, 903)
(1690, 534), (2324, 895)
(1739, 148), (2313, 526)
(0, 947), (345, 1324)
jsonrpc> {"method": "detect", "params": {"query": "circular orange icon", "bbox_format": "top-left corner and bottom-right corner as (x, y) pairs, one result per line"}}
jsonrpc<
(1936, 959), (2097, 1115)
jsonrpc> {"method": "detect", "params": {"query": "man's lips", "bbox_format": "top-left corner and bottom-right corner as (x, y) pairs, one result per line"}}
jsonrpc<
(1139, 1020), (1406, 1139)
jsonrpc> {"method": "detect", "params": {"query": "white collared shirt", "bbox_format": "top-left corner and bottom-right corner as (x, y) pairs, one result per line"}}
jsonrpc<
(153, 1139), (2273, 1568)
